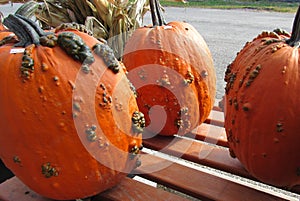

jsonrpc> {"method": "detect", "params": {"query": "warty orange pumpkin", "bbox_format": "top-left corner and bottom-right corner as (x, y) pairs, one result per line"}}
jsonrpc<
(0, 14), (144, 200)
(224, 6), (300, 188)
(123, 0), (216, 136)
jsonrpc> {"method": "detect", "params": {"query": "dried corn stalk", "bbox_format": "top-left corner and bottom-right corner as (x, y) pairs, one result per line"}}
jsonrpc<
(15, 0), (150, 59)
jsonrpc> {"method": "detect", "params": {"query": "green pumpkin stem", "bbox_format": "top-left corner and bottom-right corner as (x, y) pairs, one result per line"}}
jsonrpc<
(287, 5), (300, 47)
(149, 0), (166, 27)
(3, 14), (48, 47)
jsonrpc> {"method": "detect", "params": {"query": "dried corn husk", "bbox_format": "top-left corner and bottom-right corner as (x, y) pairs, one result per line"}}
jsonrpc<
(15, 0), (150, 58)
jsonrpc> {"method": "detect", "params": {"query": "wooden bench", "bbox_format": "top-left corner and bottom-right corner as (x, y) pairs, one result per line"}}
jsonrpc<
(1, 105), (300, 201)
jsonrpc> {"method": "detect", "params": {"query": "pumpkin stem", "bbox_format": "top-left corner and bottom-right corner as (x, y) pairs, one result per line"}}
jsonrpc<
(3, 14), (49, 47)
(286, 6), (300, 47)
(149, 0), (166, 26)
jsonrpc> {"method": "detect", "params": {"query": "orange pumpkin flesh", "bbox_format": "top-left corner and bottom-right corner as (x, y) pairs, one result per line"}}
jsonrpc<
(0, 14), (144, 200)
(123, 0), (216, 136)
(224, 7), (300, 188)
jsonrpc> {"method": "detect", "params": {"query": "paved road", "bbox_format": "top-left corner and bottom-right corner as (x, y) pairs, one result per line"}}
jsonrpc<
(1, 4), (296, 99)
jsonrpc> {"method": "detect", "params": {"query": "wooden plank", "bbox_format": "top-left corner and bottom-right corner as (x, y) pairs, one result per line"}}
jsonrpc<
(204, 109), (224, 127)
(93, 177), (189, 201)
(142, 135), (253, 179)
(133, 153), (286, 201)
(0, 177), (52, 201)
(213, 105), (223, 112)
(186, 123), (228, 147)
(0, 176), (188, 201)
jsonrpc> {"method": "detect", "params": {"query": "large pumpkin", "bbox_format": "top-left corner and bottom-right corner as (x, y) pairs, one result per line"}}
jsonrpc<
(123, 0), (216, 136)
(224, 7), (300, 188)
(0, 14), (144, 200)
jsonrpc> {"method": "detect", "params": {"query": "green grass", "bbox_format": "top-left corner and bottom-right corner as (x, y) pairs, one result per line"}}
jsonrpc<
(160, 0), (299, 13)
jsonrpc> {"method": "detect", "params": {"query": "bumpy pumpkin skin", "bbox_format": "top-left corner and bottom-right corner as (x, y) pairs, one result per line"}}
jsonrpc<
(224, 29), (300, 188)
(123, 21), (216, 136)
(0, 28), (143, 200)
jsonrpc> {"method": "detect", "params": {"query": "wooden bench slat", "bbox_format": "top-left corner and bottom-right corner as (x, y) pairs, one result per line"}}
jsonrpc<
(212, 105), (224, 112)
(0, 177), (52, 201)
(204, 109), (225, 127)
(142, 134), (253, 179)
(93, 177), (189, 201)
(0, 176), (189, 201)
(133, 153), (286, 201)
(187, 123), (228, 147)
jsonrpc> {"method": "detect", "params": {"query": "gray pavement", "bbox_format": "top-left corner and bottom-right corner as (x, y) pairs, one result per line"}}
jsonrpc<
(0, 4), (296, 99)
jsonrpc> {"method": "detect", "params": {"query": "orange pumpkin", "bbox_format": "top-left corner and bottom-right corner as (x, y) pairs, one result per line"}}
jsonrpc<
(224, 7), (300, 188)
(0, 14), (144, 200)
(123, 0), (216, 136)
